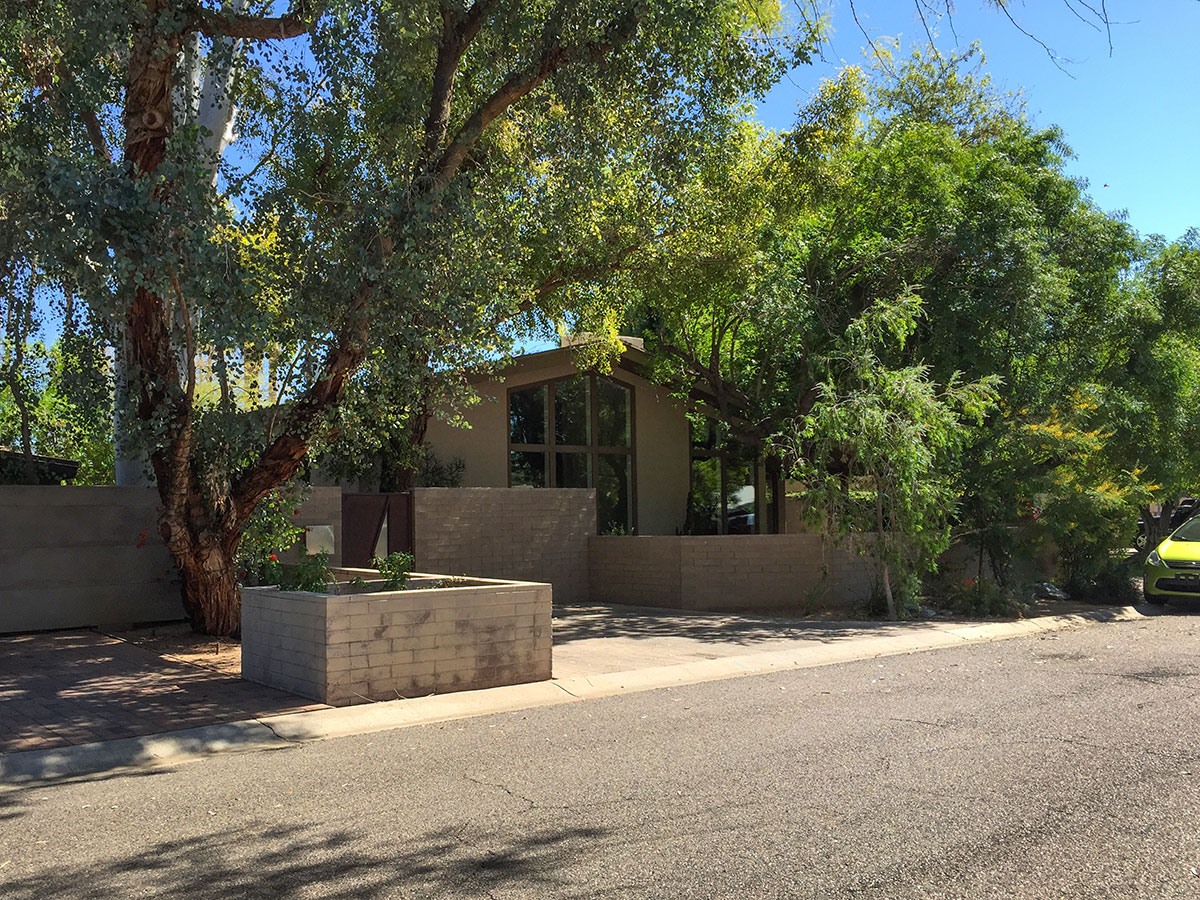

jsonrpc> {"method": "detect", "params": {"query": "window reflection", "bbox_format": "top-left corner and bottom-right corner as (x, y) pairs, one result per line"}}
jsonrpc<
(597, 454), (632, 534)
(597, 379), (631, 447)
(685, 457), (722, 535)
(509, 385), (547, 445)
(510, 451), (546, 487)
(554, 377), (591, 446)
(508, 375), (635, 533)
(555, 452), (591, 489)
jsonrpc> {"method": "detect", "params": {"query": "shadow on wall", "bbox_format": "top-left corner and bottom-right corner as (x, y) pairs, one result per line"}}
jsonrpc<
(0, 820), (611, 899)
(549, 603), (953, 647)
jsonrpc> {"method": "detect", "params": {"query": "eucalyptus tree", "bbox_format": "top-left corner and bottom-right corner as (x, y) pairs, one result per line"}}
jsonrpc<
(5, 0), (807, 634)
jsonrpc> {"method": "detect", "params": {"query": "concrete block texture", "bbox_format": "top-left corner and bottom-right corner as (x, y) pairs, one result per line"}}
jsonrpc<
(0, 486), (183, 633)
(588, 534), (876, 614)
(240, 579), (553, 706)
(412, 488), (595, 603)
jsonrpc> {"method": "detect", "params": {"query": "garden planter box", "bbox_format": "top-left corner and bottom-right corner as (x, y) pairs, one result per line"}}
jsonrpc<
(241, 573), (552, 706)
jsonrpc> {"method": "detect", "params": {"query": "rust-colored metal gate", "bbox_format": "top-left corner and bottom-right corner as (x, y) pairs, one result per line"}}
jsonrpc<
(341, 492), (413, 568)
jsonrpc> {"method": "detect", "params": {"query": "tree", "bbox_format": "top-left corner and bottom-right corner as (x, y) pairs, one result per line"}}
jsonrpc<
(1096, 233), (1200, 557)
(783, 297), (997, 618)
(5, 0), (809, 634)
(628, 44), (1157, 603)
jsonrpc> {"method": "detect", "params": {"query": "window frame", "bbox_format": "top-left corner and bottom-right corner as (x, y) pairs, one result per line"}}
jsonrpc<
(686, 436), (782, 536)
(507, 373), (638, 534)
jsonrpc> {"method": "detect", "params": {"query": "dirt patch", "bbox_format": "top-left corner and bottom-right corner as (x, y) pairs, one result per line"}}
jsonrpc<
(106, 623), (243, 677)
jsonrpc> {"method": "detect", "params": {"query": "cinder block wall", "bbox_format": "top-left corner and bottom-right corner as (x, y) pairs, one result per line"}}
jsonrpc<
(241, 579), (552, 705)
(0, 486), (182, 633)
(287, 486), (344, 567)
(589, 537), (683, 607)
(413, 488), (595, 602)
(589, 534), (877, 614)
(240, 589), (327, 700)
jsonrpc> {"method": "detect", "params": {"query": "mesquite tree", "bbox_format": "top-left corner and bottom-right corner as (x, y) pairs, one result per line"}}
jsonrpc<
(4, 0), (799, 634)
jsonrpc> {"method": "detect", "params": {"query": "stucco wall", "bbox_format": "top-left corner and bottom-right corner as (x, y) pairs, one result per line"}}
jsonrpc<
(424, 353), (691, 535)
(588, 534), (877, 614)
(412, 487), (594, 602)
(242, 578), (552, 706)
(0, 486), (183, 633)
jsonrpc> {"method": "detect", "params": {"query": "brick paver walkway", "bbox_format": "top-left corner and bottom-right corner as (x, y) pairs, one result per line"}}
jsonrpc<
(0, 631), (325, 754)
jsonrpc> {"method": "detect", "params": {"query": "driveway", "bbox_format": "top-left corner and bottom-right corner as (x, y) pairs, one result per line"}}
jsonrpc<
(0, 631), (323, 754)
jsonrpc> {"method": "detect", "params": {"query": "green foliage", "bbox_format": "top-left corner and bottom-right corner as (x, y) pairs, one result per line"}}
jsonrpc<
(932, 576), (1028, 619)
(237, 485), (308, 586)
(783, 297), (998, 618)
(371, 551), (415, 591)
(280, 552), (334, 594)
(2, 0), (825, 634)
(630, 43), (1183, 604)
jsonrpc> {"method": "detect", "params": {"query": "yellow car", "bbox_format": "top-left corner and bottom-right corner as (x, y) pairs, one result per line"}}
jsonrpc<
(1144, 516), (1200, 604)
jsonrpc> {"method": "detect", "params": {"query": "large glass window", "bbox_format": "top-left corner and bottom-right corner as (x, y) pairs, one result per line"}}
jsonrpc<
(509, 385), (547, 445)
(509, 375), (635, 533)
(684, 420), (780, 535)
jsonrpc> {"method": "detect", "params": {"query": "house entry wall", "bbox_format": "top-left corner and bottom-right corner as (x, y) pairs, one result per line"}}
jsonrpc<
(0, 486), (182, 633)
(412, 487), (596, 603)
(588, 534), (876, 614)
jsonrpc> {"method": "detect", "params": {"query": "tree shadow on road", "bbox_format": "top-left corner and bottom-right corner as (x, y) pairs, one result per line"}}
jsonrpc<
(0, 820), (609, 898)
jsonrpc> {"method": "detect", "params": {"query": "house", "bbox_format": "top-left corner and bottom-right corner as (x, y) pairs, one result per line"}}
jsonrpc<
(423, 337), (787, 537)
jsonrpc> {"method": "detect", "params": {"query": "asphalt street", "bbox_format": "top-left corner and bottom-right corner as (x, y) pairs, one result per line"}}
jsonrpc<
(1, 610), (1198, 899)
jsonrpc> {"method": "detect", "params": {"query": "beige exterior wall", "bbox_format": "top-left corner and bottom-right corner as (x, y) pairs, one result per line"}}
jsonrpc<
(412, 487), (594, 602)
(0, 486), (183, 633)
(589, 534), (877, 614)
(425, 353), (691, 535)
(241, 578), (552, 706)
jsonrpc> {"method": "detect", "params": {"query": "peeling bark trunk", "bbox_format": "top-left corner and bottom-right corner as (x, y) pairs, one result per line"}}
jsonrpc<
(175, 531), (243, 636)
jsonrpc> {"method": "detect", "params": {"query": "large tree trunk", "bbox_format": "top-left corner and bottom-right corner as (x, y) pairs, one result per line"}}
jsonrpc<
(175, 529), (243, 636)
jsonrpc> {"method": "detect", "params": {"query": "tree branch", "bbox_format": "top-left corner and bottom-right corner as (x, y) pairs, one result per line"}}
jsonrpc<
(429, 4), (645, 190)
(192, 8), (312, 41)
(422, 0), (498, 163)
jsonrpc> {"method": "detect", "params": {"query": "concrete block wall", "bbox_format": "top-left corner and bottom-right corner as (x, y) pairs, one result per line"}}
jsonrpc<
(286, 486), (344, 567)
(589, 534), (877, 614)
(588, 536), (683, 608)
(240, 589), (327, 700)
(0, 486), (182, 633)
(241, 578), (552, 706)
(412, 488), (595, 603)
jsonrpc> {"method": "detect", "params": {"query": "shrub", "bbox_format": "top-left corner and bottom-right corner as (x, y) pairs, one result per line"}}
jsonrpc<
(371, 551), (415, 590)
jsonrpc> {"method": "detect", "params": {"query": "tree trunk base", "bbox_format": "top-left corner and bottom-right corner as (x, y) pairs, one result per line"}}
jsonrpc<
(177, 543), (241, 637)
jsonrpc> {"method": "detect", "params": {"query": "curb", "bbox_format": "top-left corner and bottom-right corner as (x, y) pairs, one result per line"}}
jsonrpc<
(0, 605), (1142, 787)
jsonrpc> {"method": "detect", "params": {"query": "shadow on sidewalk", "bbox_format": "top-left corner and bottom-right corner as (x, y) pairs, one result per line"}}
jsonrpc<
(550, 603), (952, 647)
(0, 820), (610, 899)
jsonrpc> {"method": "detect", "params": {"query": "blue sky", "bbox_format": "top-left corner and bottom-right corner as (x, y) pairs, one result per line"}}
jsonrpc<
(755, 0), (1200, 241)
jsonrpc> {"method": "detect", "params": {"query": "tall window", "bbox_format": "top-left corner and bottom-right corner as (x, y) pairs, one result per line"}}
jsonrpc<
(508, 375), (635, 534)
(684, 419), (780, 535)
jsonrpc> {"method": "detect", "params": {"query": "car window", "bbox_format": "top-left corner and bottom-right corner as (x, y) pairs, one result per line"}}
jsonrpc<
(1172, 516), (1200, 542)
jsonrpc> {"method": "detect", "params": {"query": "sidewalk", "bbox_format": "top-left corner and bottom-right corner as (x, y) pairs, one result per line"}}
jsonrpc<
(0, 604), (1142, 786)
